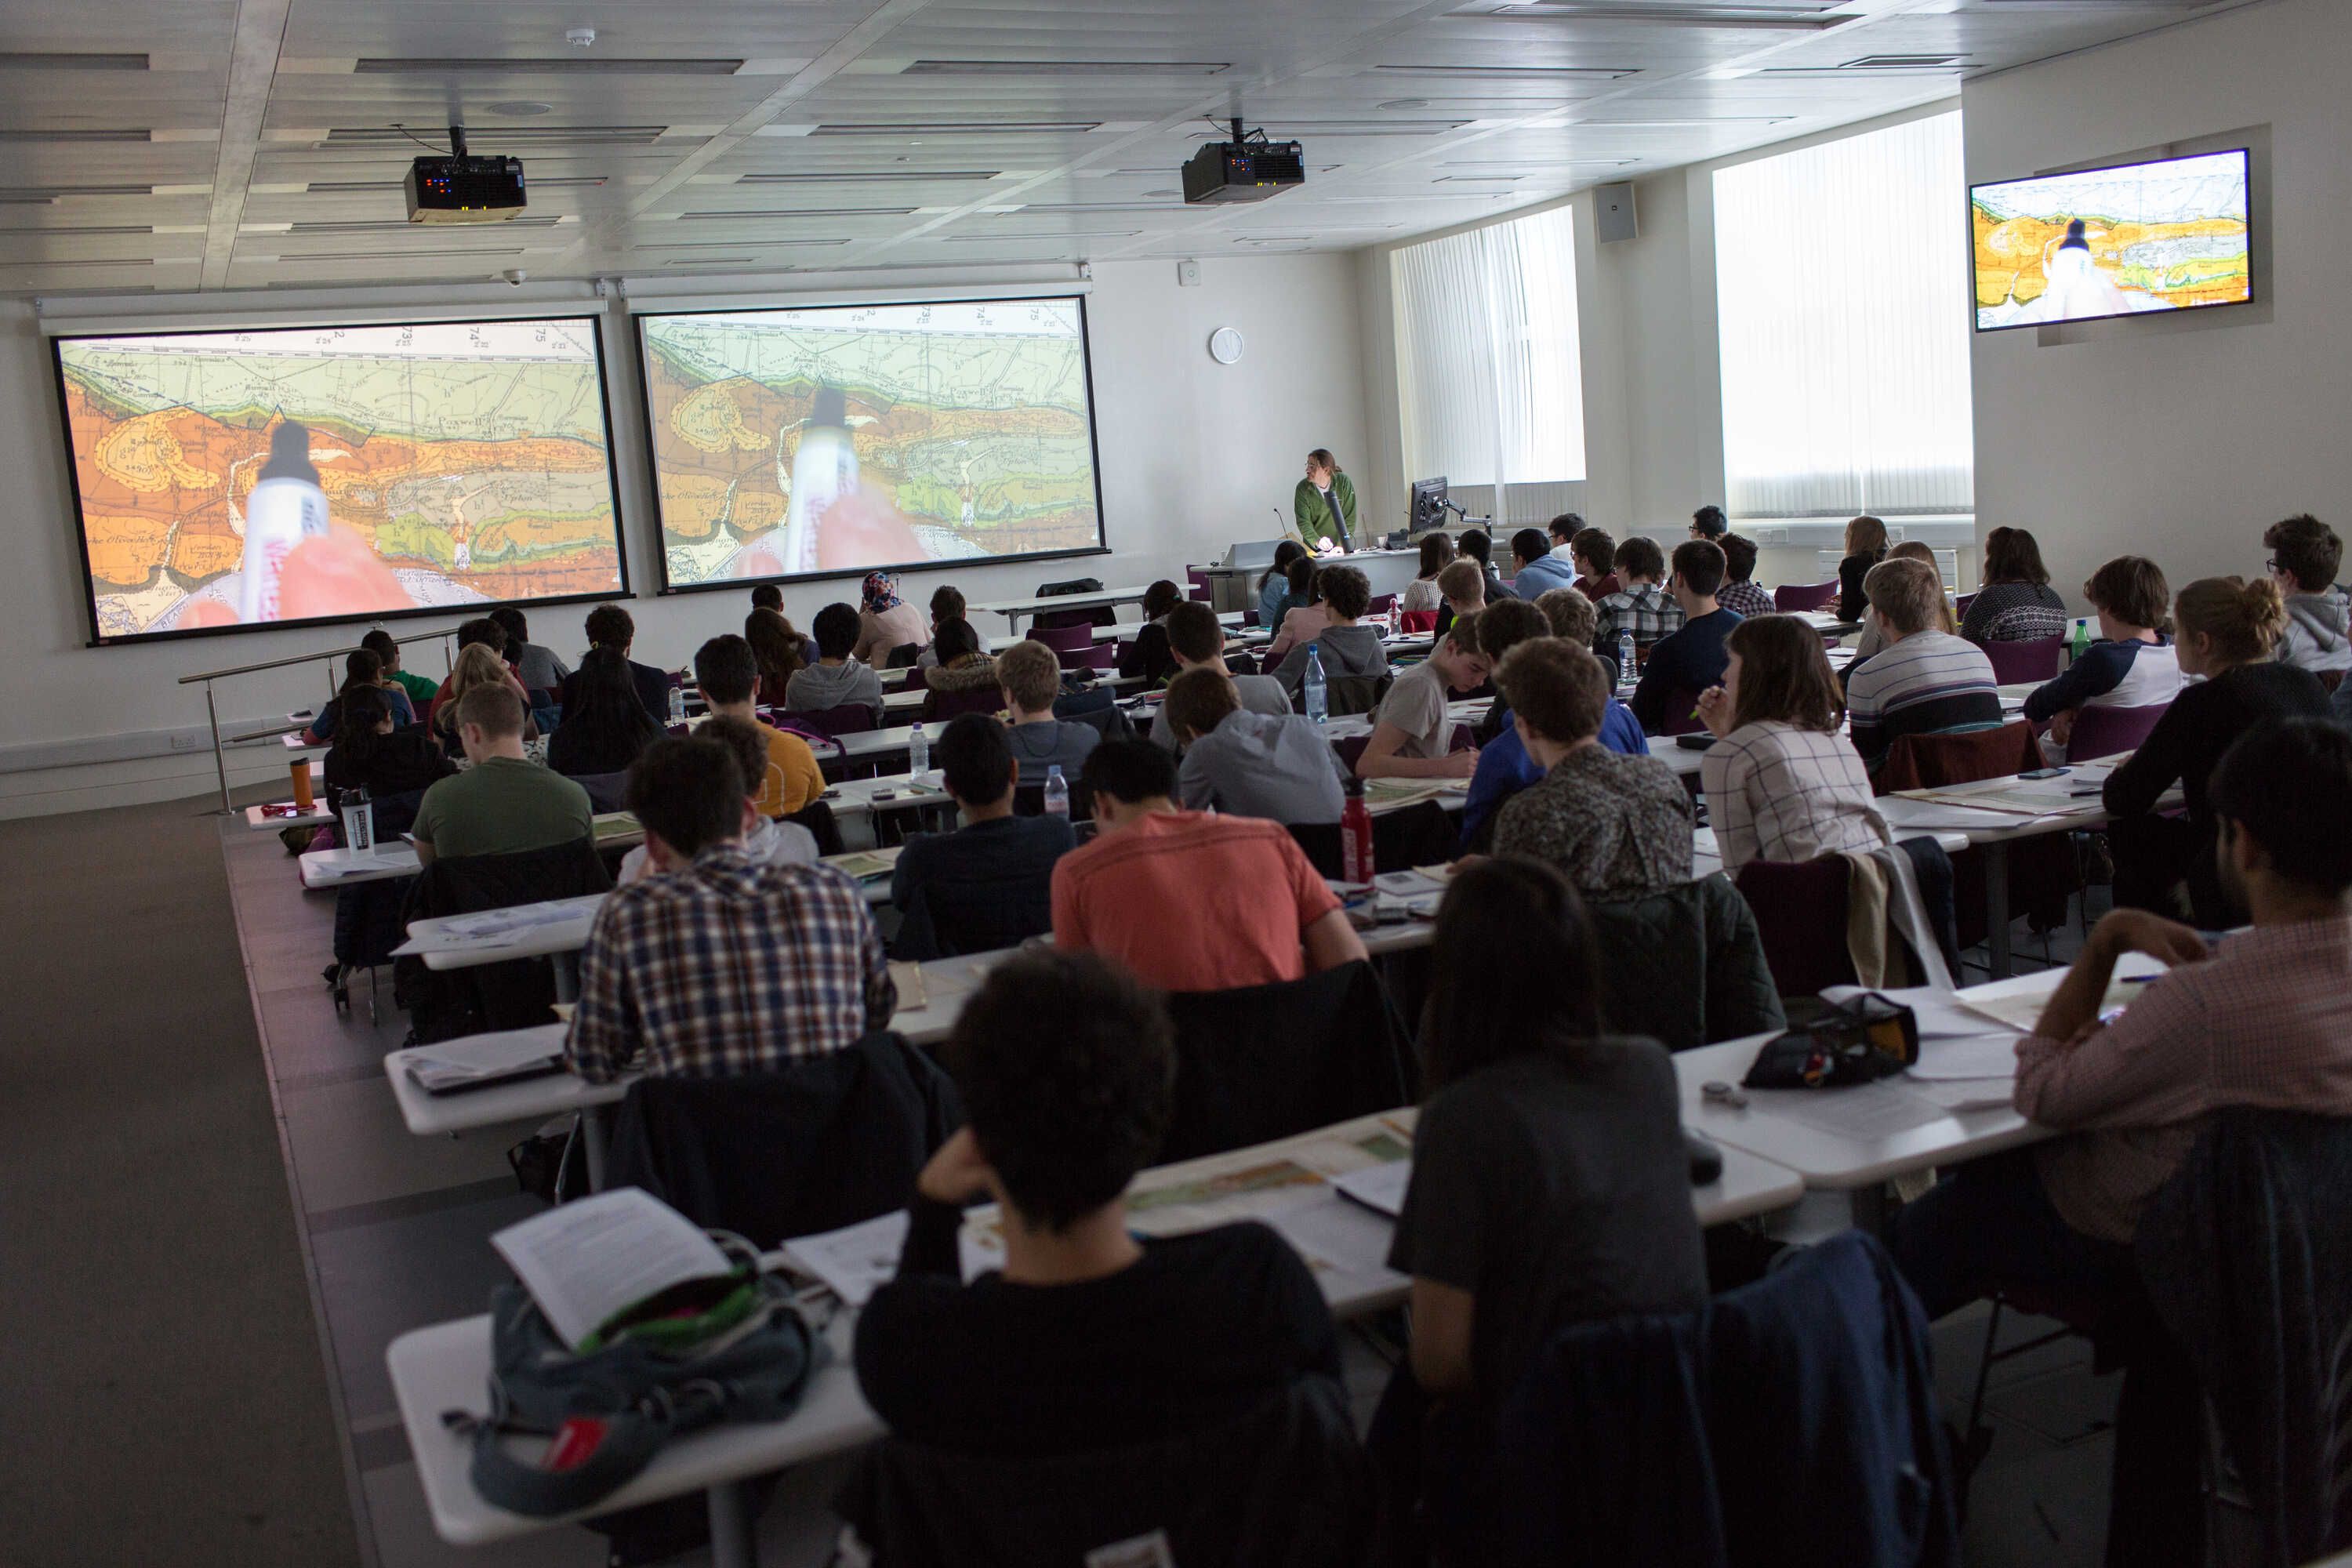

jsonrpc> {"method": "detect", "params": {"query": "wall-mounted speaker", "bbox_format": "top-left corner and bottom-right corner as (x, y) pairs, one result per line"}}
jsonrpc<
(1595, 181), (1639, 244)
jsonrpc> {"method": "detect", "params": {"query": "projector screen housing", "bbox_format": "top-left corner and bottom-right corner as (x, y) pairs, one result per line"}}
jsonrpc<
(1971, 147), (2253, 333)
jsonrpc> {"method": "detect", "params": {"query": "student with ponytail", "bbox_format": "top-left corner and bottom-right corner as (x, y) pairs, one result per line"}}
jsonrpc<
(2103, 575), (2331, 924)
(322, 684), (454, 800)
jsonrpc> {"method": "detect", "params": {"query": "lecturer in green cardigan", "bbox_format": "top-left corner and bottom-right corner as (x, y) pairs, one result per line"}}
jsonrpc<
(1292, 448), (1358, 554)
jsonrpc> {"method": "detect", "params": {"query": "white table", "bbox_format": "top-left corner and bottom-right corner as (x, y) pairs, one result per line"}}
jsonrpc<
(244, 800), (332, 832)
(280, 731), (328, 757)
(299, 844), (420, 889)
(1672, 951), (2168, 1227)
(385, 1108), (1801, 1563)
(969, 584), (1151, 633)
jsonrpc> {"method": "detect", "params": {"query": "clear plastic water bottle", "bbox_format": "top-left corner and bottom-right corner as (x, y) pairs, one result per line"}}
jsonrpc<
(1617, 629), (1637, 691)
(339, 786), (374, 853)
(1304, 643), (1329, 727)
(908, 721), (929, 775)
(1044, 764), (1070, 819)
(667, 677), (686, 725)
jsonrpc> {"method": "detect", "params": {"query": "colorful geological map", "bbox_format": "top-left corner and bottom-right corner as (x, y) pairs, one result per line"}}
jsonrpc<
(1973, 151), (2250, 330)
(641, 297), (1102, 586)
(58, 318), (621, 637)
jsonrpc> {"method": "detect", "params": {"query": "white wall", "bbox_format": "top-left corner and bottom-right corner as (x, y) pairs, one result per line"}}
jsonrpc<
(0, 251), (1366, 816)
(1964, 0), (2332, 608)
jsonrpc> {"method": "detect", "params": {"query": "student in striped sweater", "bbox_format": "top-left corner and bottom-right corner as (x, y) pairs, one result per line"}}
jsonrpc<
(1842, 557), (2004, 772)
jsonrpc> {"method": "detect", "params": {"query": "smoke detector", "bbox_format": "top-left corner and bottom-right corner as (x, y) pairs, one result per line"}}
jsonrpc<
(565, 27), (597, 48)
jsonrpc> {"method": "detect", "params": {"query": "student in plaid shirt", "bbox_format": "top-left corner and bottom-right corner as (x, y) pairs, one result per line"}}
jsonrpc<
(1890, 717), (2352, 1323)
(1587, 535), (1685, 666)
(1714, 533), (1777, 621)
(564, 735), (895, 1083)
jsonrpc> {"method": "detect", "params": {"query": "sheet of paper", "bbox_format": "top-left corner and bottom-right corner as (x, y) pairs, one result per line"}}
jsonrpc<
(1911, 1080), (2017, 1113)
(1373, 869), (1448, 898)
(1767, 1081), (1957, 1140)
(1821, 984), (2020, 1041)
(887, 961), (930, 1011)
(403, 1022), (568, 1091)
(1905, 1033), (2027, 1081)
(1331, 1160), (1413, 1218)
(826, 848), (901, 880)
(429, 895), (606, 944)
(592, 812), (641, 842)
(491, 1188), (734, 1348)
(1875, 797), (2049, 833)
(1265, 1197), (1410, 1302)
(780, 1209), (1000, 1307)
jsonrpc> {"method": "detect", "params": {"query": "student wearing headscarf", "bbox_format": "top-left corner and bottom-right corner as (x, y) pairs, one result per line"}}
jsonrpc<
(853, 570), (930, 666)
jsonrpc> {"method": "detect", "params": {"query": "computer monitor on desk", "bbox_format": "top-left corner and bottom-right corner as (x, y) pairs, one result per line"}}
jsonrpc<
(1409, 477), (1448, 535)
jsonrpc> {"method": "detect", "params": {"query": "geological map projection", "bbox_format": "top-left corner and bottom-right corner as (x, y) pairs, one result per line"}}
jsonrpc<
(1973, 149), (2251, 331)
(641, 296), (1105, 587)
(57, 318), (622, 641)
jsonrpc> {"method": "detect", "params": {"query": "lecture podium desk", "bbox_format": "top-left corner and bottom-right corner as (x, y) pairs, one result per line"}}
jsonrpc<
(969, 584), (1153, 633)
(384, 1109), (1802, 1563)
(1671, 950), (2170, 1231)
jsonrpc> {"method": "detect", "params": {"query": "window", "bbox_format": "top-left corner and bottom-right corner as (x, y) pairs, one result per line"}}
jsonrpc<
(1713, 111), (1973, 521)
(1391, 205), (1585, 521)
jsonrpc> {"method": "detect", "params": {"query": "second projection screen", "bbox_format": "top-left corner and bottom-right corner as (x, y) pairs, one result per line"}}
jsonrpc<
(641, 295), (1105, 587)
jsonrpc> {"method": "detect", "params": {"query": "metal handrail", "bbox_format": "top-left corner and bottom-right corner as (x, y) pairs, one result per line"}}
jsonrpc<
(182, 622), (464, 813)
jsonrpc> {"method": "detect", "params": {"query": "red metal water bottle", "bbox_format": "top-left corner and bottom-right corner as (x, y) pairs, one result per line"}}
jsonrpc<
(1341, 775), (1374, 885)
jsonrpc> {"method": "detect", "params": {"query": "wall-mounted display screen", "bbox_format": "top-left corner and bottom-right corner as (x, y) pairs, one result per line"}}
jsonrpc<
(637, 295), (1107, 590)
(54, 316), (626, 642)
(1972, 148), (2252, 332)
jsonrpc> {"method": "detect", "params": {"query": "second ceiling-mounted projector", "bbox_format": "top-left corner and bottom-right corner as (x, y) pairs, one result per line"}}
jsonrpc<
(1181, 118), (1305, 205)
(405, 125), (527, 223)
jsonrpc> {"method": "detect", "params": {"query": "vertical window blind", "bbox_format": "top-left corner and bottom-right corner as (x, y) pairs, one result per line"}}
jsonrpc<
(1713, 111), (1974, 521)
(1391, 205), (1586, 526)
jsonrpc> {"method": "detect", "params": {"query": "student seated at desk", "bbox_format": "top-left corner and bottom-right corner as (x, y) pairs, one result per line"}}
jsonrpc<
(488, 606), (570, 699)
(1355, 615), (1488, 781)
(1432, 558), (1486, 641)
(1263, 556), (1329, 660)
(1117, 579), (1184, 686)
(915, 585), (989, 672)
(565, 735), (893, 1083)
(1695, 613), (1886, 878)
(1842, 557), (2003, 773)
(1567, 527), (1619, 604)
(1401, 532), (1454, 614)
(1374, 857), (1706, 1552)
(1890, 717), (2352, 1323)
(995, 638), (1098, 784)
(1589, 537), (1684, 668)
(617, 716), (816, 886)
(1849, 541), (1958, 662)
(557, 604), (671, 725)
(2022, 555), (2180, 752)
(1269, 565), (1389, 701)
(919, 616), (1000, 721)
(545, 645), (664, 779)
(856, 950), (1345, 1454)
(1628, 540), (1743, 735)
(745, 605), (807, 707)
(1166, 668), (1346, 826)
(2262, 513), (2352, 679)
(1506, 525), (1577, 597)
(1459, 608), (1645, 852)
(1053, 740), (1368, 992)
(427, 644), (539, 759)
(322, 685), (452, 800)
(303, 648), (415, 744)
(1714, 532), (1775, 621)
(1960, 527), (2067, 645)
(696, 633), (825, 818)
(890, 715), (1073, 956)
(362, 629), (439, 715)
(1149, 599), (1291, 749)
(784, 602), (887, 721)
(854, 572), (929, 667)
(1490, 639), (1693, 898)
(411, 686), (590, 866)
(1256, 539), (1307, 632)
(426, 619), (527, 739)
(1835, 514), (1889, 626)
(1457, 528), (1515, 604)
(2104, 578), (2329, 926)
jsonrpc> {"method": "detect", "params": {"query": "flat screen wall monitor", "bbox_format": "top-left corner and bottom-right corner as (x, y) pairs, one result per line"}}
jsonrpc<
(1970, 147), (2251, 332)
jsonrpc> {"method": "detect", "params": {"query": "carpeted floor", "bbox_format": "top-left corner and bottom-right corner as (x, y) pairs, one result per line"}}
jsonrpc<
(0, 793), (358, 1568)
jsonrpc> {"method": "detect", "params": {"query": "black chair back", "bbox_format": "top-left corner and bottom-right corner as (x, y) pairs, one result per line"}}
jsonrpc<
(1584, 877), (1785, 1053)
(785, 798), (847, 857)
(1322, 673), (1388, 717)
(1286, 800), (1457, 880)
(603, 1033), (963, 1246)
(1010, 779), (1095, 822)
(886, 642), (922, 670)
(1158, 960), (1410, 1163)
(568, 770), (631, 814)
(394, 839), (613, 1042)
(836, 1379), (1373, 1568)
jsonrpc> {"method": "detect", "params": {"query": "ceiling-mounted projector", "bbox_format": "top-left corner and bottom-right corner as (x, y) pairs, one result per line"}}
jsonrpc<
(1181, 118), (1305, 205)
(405, 125), (527, 224)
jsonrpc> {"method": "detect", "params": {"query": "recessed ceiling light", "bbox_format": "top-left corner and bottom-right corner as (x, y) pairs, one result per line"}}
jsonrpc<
(488, 100), (554, 116)
(1379, 99), (1430, 111)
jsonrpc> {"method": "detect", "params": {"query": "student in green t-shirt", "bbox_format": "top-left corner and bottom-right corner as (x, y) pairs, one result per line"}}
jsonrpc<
(412, 684), (593, 865)
(364, 629), (440, 717)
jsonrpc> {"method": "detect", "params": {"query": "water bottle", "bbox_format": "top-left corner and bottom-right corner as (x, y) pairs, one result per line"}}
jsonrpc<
(1617, 629), (1637, 691)
(1341, 775), (1374, 885)
(908, 721), (929, 775)
(339, 786), (374, 853)
(667, 677), (686, 725)
(2070, 617), (2092, 662)
(1304, 643), (1329, 727)
(1044, 764), (1071, 820)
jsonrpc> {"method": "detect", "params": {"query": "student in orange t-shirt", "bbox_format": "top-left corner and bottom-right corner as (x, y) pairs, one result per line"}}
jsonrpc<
(1050, 740), (1368, 993)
